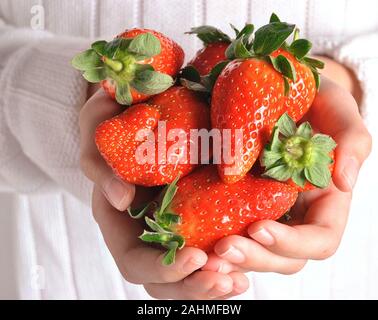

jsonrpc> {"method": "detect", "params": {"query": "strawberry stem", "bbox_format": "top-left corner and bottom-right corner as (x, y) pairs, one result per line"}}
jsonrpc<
(262, 113), (337, 189)
(128, 177), (185, 265)
(103, 57), (123, 72)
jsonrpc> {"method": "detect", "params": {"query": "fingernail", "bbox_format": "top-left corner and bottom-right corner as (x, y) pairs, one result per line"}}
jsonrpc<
(250, 228), (275, 246)
(102, 177), (129, 210)
(218, 246), (245, 263)
(183, 258), (206, 273)
(342, 157), (360, 190)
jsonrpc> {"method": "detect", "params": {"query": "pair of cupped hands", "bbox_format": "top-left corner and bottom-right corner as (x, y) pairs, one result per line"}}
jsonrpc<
(80, 57), (371, 300)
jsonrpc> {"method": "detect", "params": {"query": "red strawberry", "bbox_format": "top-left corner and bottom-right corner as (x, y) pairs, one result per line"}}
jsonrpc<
(261, 113), (337, 191)
(185, 26), (231, 76)
(95, 87), (210, 186)
(210, 15), (324, 184)
(188, 42), (229, 76)
(181, 24), (254, 93)
(72, 28), (184, 105)
(212, 58), (287, 184)
(271, 48), (317, 122)
(133, 165), (298, 265)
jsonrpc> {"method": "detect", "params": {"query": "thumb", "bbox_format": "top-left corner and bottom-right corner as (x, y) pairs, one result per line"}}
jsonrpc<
(81, 154), (136, 211)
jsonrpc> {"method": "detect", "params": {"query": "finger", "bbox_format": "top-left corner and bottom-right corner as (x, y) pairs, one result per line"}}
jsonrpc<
(92, 187), (208, 284)
(80, 90), (134, 210)
(247, 185), (352, 260)
(202, 253), (236, 274)
(144, 271), (234, 300)
(220, 272), (250, 300)
(212, 235), (307, 275)
(309, 78), (372, 192)
(333, 128), (372, 192)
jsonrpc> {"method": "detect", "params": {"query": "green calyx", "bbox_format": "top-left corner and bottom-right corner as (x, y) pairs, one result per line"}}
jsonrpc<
(261, 113), (337, 189)
(184, 13), (324, 96)
(186, 25), (232, 45)
(71, 33), (174, 105)
(179, 60), (229, 94)
(180, 23), (257, 93)
(127, 177), (184, 265)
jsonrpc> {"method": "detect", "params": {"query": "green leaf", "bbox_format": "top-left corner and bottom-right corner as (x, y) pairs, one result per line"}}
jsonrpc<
(311, 134), (337, 153)
(291, 170), (306, 188)
(283, 77), (290, 96)
(91, 40), (107, 56)
(209, 60), (229, 79)
(145, 216), (168, 233)
(165, 234), (185, 249)
(262, 149), (283, 168)
(233, 36), (253, 59)
(230, 24), (240, 37)
(296, 122), (312, 139)
(139, 231), (170, 244)
(313, 151), (334, 166)
(269, 13), (281, 23)
(269, 55), (297, 82)
(162, 242), (179, 265)
(158, 177), (179, 217)
(115, 82), (133, 105)
(132, 70), (174, 95)
(200, 60), (229, 92)
(225, 40), (237, 59)
(253, 22), (295, 56)
(134, 64), (155, 73)
(128, 33), (161, 58)
(263, 164), (293, 182)
(290, 39), (312, 59)
(312, 70), (320, 90)
(180, 78), (209, 93)
(127, 202), (154, 219)
(72, 49), (103, 71)
(271, 127), (283, 151)
(237, 24), (254, 40)
(82, 68), (107, 83)
(304, 164), (331, 188)
(304, 57), (325, 69)
(159, 213), (181, 228)
(186, 25), (231, 45)
(180, 65), (201, 83)
(277, 113), (296, 137)
(105, 38), (132, 59)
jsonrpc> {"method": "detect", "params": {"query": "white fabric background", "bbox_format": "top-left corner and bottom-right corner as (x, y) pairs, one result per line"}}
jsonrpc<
(0, 0), (377, 299)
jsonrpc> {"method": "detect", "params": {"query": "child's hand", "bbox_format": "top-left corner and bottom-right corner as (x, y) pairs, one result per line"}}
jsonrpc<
(79, 89), (250, 299)
(203, 77), (372, 275)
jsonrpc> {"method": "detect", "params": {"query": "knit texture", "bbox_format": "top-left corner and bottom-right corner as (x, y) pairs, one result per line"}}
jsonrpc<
(0, 0), (377, 300)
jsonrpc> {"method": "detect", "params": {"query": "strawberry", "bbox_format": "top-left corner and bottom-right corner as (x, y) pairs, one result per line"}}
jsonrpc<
(188, 41), (230, 76)
(261, 113), (337, 191)
(210, 14), (324, 184)
(131, 165), (298, 265)
(181, 24), (254, 92)
(72, 28), (184, 105)
(95, 87), (210, 186)
(185, 25), (232, 76)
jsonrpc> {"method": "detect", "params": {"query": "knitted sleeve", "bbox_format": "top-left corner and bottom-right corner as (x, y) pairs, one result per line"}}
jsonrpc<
(327, 33), (378, 134)
(0, 19), (92, 203)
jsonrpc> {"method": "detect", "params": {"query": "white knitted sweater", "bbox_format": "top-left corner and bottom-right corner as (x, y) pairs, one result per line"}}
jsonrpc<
(0, 0), (377, 299)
